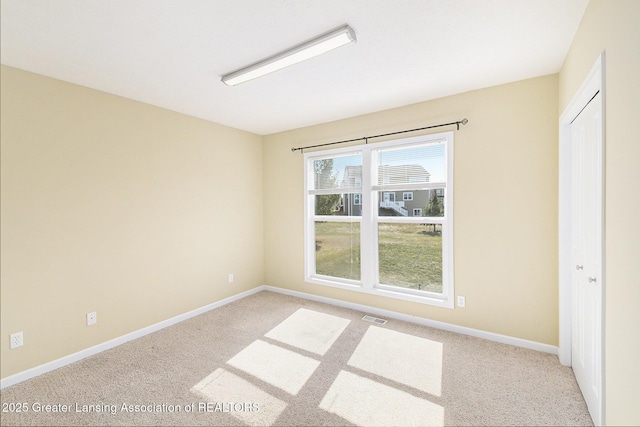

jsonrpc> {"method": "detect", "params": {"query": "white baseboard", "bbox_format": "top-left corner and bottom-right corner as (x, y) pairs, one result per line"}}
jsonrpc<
(0, 287), (264, 390)
(2, 284), (557, 389)
(263, 285), (558, 355)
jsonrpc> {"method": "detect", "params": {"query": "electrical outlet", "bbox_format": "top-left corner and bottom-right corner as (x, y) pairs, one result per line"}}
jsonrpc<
(10, 332), (23, 349)
(228, 273), (234, 283)
(457, 296), (466, 308)
(86, 312), (97, 326)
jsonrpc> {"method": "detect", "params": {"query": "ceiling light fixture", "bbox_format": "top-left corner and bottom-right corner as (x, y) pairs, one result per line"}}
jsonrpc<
(221, 25), (356, 86)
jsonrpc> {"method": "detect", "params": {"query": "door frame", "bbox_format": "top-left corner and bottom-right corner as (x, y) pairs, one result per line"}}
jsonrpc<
(558, 52), (605, 425)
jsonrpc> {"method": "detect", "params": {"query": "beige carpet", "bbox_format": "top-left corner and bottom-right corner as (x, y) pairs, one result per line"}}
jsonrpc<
(0, 290), (593, 426)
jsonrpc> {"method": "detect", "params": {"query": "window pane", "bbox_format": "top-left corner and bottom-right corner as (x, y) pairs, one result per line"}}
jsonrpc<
(378, 223), (442, 293)
(377, 142), (446, 185)
(378, 189), (445, 217)
(315, 194), (362, 216)
(314, 155), (362, 191)
(315, 221), (360, 280)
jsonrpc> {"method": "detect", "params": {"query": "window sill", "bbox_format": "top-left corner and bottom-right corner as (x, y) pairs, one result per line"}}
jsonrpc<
(306, 276), (454, 309)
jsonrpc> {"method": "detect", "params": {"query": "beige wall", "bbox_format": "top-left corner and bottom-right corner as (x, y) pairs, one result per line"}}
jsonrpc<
(559, 1), (640, 425)
(0, 65), (264, 378)
(264, 74), (559, 345)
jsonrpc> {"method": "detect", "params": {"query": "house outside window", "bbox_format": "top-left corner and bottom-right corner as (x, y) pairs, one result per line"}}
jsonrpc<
(304, 132), (454, 307)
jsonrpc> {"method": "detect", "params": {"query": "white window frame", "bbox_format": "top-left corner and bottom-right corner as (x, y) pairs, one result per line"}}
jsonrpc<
(413, 208), (422, 216)
(304, 132), (454, 308)
(353, 193), (362, 205)
(403, 192), (414, 201)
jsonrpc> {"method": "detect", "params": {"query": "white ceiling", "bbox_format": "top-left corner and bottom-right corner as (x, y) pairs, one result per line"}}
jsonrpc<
(1, 0), (588, 135)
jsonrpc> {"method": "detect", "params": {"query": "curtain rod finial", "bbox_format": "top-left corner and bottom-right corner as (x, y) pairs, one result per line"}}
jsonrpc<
(461, 118), (468, 125)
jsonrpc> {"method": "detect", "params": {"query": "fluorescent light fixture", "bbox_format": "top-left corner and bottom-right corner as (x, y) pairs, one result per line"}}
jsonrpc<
(221, 25), (356, 86)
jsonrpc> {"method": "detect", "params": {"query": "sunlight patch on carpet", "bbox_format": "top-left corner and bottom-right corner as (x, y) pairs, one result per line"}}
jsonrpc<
(319, 370), (444, 426)
(191, 368), (286, 426)
(227, 340), (320, 395)
(348, 325), (443, 396)
(265, 308), (351, 355)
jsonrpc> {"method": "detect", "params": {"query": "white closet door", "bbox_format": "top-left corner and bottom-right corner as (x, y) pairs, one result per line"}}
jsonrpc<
(570, 91), (603, 425)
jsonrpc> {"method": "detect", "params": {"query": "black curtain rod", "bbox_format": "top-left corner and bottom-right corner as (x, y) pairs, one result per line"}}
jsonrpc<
(291, 118), (468, 152)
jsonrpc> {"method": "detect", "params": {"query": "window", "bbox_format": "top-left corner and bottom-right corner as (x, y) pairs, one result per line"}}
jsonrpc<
(304, 132), (454, 307)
